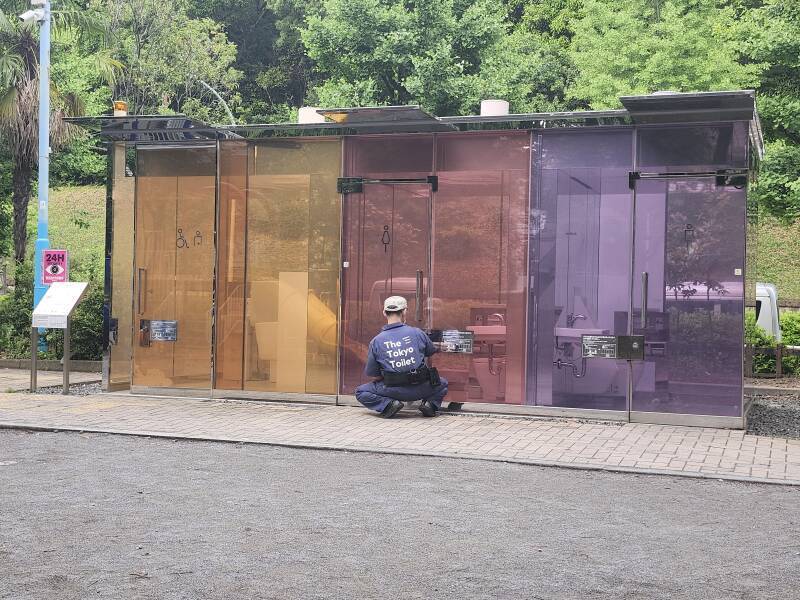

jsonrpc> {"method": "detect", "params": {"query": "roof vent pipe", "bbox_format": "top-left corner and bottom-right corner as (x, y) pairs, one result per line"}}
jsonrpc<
(298, 106), (327, 124)
(480, 99), (509, 116)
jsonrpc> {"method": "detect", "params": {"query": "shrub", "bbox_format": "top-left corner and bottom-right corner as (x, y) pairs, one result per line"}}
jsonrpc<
(0, 262), (35, 358)
(745, 308), (776, 374)
(0, 257), (104, 361)
(780, 311), (800, 375)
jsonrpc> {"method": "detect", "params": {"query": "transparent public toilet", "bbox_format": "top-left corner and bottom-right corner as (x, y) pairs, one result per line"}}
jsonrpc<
(80, 90), (762, 428)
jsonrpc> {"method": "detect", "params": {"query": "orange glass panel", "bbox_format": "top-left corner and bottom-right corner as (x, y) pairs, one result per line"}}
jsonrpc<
(132, 148), (215, 389)
(215, 141), (248, 389)
(108, 143), (134, 389)
(243, 139), (341, 394)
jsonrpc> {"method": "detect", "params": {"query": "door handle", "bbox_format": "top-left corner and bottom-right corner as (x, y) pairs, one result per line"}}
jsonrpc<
(415, 269), (423, 322)
(641, 271), (648, 329)
(137, 268), (146, 315)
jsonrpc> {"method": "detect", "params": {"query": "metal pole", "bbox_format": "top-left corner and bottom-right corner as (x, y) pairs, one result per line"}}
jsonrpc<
(30, 327), (38, 392)
(33, 0), (51, 352)
(63, 318), (70, 394)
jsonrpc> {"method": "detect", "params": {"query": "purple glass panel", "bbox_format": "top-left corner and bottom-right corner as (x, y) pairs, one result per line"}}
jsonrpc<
(637, 122), (749, 171)
(431, 132), (529, 404)
(530, 130), (633, 409)
(631, 178), (745, 417)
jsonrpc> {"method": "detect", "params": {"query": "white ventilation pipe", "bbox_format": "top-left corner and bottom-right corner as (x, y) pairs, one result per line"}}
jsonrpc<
(480, 99), (510, 116)
(298, 106), (327, 124)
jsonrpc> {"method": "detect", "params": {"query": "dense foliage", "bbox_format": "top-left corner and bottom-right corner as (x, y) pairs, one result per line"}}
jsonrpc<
(0, 0), (795, 236)
(0, 0), (797, 359)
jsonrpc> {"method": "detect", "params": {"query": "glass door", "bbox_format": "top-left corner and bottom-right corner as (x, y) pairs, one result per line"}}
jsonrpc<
(132, 147), (216, 392)
(340, 182), (432, 392)
(631, 177), (745, 417)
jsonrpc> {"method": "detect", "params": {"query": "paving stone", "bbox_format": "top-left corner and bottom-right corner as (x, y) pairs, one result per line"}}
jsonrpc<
(0, 390), (799, 485)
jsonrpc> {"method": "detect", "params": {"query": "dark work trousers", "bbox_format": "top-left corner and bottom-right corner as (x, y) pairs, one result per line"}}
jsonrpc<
(355, 378), (449, 413)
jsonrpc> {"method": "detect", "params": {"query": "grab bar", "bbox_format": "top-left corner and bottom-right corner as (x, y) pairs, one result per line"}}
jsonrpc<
(137, 268), (146, 315)
(641, 271), (648, 329)
(415, 269), (423, 322)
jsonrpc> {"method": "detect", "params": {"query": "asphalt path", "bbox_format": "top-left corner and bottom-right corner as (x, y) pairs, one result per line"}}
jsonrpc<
(1, 430), (798, 599)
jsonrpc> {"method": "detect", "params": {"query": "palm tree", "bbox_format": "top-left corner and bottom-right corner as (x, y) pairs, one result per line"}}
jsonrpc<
(0, 3), (120, 263)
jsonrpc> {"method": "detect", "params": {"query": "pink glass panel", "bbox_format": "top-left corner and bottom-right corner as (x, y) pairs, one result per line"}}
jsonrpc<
(340, 136), (434, 393)
(431, 132), (530, 404)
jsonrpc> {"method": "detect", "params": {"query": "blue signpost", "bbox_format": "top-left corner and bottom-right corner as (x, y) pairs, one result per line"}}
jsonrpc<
(30, 0), (51, 351)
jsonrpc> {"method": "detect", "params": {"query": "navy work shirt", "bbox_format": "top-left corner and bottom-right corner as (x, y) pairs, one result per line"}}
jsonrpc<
(365, 322), (437, 377)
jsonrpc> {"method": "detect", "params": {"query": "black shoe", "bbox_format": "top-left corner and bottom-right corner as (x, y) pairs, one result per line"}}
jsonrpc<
(381, 400), (404, 418)
(419, 400), (437, 417)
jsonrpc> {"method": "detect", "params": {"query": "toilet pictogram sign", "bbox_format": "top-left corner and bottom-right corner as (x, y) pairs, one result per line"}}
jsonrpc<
(42, 249), (68, 284)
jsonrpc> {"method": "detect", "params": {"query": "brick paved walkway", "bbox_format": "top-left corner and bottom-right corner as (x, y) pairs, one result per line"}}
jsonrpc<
(1, 391), (799, 485)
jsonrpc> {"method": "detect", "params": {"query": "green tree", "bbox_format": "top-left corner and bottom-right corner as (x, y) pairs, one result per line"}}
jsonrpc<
(0, 2), (119, 262)
(97, 0), (241, 118)
(737, 0), (800, 221)
(189, 0), (318, 122)
(302, 0), (506, 115)
(568, 0), (763, 108)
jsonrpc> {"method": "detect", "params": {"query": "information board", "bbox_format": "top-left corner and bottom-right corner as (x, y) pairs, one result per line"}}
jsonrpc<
(150, 320), (178, 342)
(42, 249), (68, 284)
(582, 335), (646, 360)
(582, 335), (618, 359)
(428, 330), (474, 354)
(32, 281), (88, 329)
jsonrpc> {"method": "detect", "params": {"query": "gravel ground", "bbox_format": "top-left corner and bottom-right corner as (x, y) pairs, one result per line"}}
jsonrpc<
(1, 430), (799, 600)
(745, 376), (800, 389)
(36, 382), (102, 396)
(746, 393), (800, 439)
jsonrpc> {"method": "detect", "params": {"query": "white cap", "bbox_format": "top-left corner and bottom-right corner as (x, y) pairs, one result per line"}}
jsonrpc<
(383, 296), (408, 312)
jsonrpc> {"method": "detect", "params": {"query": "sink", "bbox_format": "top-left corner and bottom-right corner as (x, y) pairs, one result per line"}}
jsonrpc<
(554, 327), (609, 342)
(466, 325), (506, 342)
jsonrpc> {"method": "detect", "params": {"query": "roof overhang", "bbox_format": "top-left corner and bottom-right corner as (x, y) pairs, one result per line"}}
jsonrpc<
(69, 91), (763, 159)
(65, 115), (240, 143)
(620, 90), (764, 159)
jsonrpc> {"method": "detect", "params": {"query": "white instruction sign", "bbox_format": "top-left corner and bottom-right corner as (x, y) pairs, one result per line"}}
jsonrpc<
(32, 281), (89, 329)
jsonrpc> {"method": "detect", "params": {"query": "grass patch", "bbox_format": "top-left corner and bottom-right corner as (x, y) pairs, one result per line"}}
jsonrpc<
(25, 185), (106, 274)
(756, 215), (800, 304)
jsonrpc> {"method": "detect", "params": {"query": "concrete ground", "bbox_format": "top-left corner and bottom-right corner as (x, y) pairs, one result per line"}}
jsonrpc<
(1, 430), (798, 600)
(0, 368), (99, 392)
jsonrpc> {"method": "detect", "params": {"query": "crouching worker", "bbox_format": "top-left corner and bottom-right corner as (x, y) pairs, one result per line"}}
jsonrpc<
(355, 296), (448, 419)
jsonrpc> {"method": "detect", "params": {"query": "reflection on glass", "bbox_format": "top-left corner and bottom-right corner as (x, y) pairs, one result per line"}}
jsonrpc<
(132, 147), (216, 389)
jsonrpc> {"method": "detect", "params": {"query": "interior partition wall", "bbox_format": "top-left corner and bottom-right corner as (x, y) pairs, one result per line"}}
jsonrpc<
(215, 138), (342, 395)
